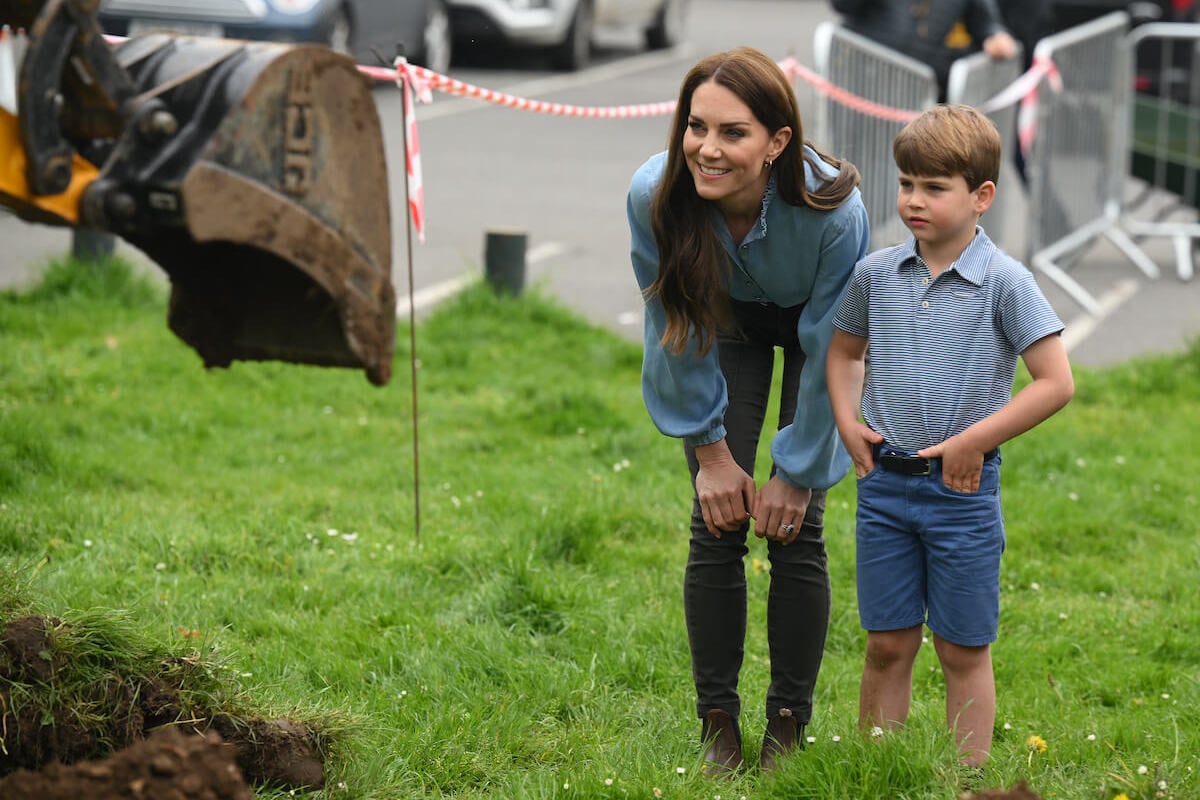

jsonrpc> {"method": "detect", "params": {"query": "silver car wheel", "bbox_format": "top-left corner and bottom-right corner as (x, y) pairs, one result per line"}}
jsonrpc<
(550, 0), (593, 71)
(646, 0), (687, 50)
(327, 6), (352, 56)
(422, 0), (452, 75)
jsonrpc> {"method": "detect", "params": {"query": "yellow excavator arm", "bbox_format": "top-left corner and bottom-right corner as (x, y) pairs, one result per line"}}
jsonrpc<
(1, 0), (395, 385)
(0, 107), (96, 224)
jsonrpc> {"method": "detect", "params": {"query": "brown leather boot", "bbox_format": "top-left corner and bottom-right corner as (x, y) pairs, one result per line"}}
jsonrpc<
(700, 709), (743, 776)
(759, 707), (804, 773)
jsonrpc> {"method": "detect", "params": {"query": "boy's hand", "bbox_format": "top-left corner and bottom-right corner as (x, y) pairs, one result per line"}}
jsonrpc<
(843, 422), (884, 478)
(917, 439), (984, 493)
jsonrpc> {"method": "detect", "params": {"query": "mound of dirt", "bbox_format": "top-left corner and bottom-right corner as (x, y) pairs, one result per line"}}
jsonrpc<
(0, 615), (325, 791)
(210, 715), (326, 790)
(0, 726), (252, 800)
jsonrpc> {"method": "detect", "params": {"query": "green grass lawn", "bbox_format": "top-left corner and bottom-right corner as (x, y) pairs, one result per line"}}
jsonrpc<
(1, 258), (1198, 799)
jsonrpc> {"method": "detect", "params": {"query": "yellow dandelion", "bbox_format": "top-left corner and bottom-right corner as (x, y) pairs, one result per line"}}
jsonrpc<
(1114, 794), (1130, 800)
(1026, 734), (1048, 753)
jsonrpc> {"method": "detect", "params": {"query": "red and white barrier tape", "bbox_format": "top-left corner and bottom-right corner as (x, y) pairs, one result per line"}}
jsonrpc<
(379, 54), (1059, 238)
(0, 26), (17, 114)
(776, 56), (920, 123)
(1016, 55), (1064, 159)
(92, 34), (1059, 239)
(364, 61), (677, 119)
(393, 57), (429, 242)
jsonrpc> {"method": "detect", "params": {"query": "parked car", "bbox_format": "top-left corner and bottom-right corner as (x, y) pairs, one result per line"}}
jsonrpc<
(449, 0), (689, 71)
(97, 0), (453, 75)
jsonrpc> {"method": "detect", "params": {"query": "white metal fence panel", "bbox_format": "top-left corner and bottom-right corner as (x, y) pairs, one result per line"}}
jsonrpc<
(813, 21), (937, 250)
(945, 49), (1023, 251)
(1027, 11), (1161, 313)
(1122, 22), (1200, 281)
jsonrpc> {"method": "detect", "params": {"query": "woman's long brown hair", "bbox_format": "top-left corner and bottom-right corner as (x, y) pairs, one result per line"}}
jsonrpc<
(646, 47), (860, 355)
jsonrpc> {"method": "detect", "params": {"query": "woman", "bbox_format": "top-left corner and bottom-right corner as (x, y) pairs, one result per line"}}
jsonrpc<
(626, 47), (869, 774)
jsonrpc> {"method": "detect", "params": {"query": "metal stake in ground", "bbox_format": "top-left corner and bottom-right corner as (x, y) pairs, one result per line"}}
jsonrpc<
(397, 59), (421, 544)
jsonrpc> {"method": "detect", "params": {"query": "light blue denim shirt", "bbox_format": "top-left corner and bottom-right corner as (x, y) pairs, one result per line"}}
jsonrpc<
(627, 148), (870, 489)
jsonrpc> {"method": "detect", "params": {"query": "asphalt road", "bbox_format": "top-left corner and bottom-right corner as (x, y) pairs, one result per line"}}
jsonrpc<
(2, 0), (1198, 369)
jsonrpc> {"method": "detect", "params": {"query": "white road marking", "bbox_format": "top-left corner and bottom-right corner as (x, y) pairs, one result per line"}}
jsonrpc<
(527, 241), (568, 263)
(1061, 278), (1140, 352)
(395, 273), (474, 319)
(395, 240), (568, 317)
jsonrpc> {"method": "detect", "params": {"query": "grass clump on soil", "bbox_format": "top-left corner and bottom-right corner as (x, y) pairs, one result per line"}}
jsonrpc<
(1, 256), (1199, 799)
(0, 600), (330, 792)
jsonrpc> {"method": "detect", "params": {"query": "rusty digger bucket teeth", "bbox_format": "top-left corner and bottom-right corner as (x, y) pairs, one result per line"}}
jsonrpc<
(3, 0), (396, 385)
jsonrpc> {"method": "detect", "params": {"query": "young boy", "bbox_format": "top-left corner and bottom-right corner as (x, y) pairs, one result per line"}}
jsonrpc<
(825, 105), (1074, 766)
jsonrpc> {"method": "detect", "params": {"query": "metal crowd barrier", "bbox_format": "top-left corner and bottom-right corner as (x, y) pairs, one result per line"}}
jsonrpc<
(946, 49), (1024, 250)
(1026, 11), (1161, 314)
(812, 21), (937, 249)
(1121, 22), (1200, 281)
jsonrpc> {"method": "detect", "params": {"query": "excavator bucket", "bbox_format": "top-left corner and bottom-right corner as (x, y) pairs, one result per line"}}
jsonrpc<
(1, 0), (396, 385)
(96, 35), (396, 385)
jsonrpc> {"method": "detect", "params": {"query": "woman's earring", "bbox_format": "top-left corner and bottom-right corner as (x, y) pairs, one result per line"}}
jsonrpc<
(765, 156), (774, 168)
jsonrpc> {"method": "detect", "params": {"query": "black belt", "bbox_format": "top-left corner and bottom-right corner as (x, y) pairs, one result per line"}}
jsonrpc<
(875, 446), (999, 476)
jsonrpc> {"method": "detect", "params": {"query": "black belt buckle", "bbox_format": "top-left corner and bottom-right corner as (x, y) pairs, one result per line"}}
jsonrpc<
(878, 452), (933, 476)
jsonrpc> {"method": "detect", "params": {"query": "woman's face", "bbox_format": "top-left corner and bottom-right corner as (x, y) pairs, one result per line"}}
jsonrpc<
(682, 80), (789, 215)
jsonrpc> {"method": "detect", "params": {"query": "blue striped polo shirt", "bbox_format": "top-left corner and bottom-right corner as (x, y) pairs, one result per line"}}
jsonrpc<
(832, 228), (1064, 453)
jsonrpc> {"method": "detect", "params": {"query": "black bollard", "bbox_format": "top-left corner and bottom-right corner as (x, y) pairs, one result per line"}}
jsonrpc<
(484, 227), (527, 296)
(72, 229), (116, 262)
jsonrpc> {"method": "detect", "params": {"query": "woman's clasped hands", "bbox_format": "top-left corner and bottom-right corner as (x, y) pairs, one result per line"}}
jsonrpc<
(693, 442), (810, 545)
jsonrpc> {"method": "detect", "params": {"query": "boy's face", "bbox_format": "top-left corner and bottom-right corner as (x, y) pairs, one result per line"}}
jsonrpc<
(896, 171), (994, 253)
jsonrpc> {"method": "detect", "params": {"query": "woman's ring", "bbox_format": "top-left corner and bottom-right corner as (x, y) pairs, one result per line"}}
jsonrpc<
(780, 523), (795, 536)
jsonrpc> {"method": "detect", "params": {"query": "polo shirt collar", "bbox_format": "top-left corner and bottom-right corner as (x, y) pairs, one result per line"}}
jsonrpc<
(897, 227), (995, 286)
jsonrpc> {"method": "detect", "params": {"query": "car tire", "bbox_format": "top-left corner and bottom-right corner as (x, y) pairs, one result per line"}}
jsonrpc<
(419, 0), (453, 75)
(327, 5), (353, 56)
(645, 0), (687, 50)
(549, 0), (593, 71)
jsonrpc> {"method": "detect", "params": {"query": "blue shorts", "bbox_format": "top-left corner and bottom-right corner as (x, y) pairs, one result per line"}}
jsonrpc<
(855, 456), (1006, 646)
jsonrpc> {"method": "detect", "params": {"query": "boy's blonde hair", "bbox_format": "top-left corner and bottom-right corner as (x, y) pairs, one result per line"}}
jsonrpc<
(893, 105), (1001, 191)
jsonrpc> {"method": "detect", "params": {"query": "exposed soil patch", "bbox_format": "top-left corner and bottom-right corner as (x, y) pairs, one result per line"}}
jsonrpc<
(0, 726), (253, 799)
(962, 781), (1044, 799)
(0, 615), (326, 792)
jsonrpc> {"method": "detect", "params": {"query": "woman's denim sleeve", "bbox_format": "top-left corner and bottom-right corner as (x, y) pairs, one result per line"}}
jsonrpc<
(627, 166), (728, 447)
(770, 192), (870, 489)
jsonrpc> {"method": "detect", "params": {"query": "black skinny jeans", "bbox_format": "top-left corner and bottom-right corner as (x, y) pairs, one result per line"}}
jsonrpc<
(683, 300), (831, 724)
